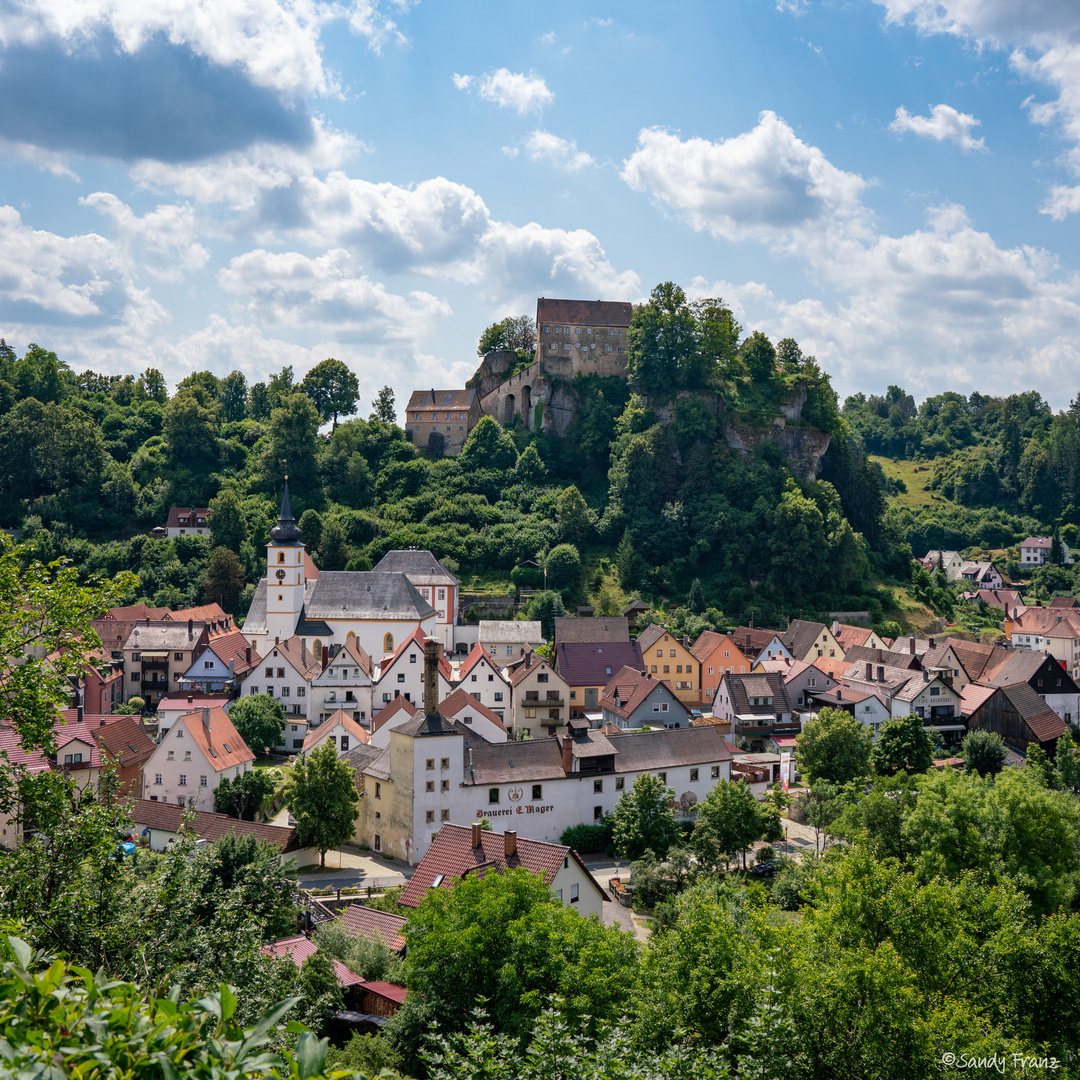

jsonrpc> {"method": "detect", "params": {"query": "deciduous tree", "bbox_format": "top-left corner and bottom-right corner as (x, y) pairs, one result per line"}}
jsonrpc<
(228, 694), (286, 756)
(283, 742), (360, 866)
(871, 714), (934, 776)
(962, 728), (1007, 777)
(796, 706), (872, 785)
(692, 779), (764, 870)
(302, 358), (359, 430)
(611, 772), (681, 860)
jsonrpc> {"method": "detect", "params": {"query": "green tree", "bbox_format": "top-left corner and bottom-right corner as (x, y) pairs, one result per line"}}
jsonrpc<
(611, 772), (681, 860)
(1058, 731), (1080, 791)
(214, 769), (276, 820)
(283, 742), (360, 866)
(458, 415), (518, 472)
(136, 366), (168, 403)
(515, 444), (547, 485)
(369, 385), (397, 424)
(298, 508), (323, 551)
(796, 707), (872, 785)
(686, 578), (705, 613)
(768, 480), (826, 594)
(544, 543), (581, 590)
(298, 951), (344, 1032)
(802, 779), (846, 854)
(616, 530), (642, 590)
(220, 370), (248, 423)
(228, 693), (286, 756)
(266, 393), (321, 503)
(556, 486), (593, 545)
(301, 358), (359, 430)
(12, 343), (68, 404)
(961, 728), (1007, 777)
(525, 590), (565, 638)
(871, 714), (934, 776)
(208, 488), (247, 553)
(625, 282), (698, 398)
(477, 314), (536, 359)
(202, 546), (246, 608)
(692, 779), (764, 871)
(318, 518), (350, 571)
(163, 390), (220, 479)
(740, 331), (776, 382)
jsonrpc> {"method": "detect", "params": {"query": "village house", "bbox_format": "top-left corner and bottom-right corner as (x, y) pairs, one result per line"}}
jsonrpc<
(477, 620), (546, 665)
(958, 561), (1005, 589)
(782, 619), (845, 663)
(358, 643), (732, 862)
(691, 630), (751, 706)
(554, 617), (630, 645)
(505, 648), (570, 739)
(309, 637), (374, 726)
(264, 936), (366, 996)
(159, 507), (209, 539)
(599, 667), (691, 730)
(1021, 537), (1072, 567)
(535, 297), (634, 373)
(52, 646), (126, 714)
(961, 588), (1024, 614)
(332, 903), (407, 955)
(712, 672), (796, 751)
(399, 822), (610, 919)
(122, 620), (210, 710)
(430, 687), (509, 743)
(141, 706), (255, 811)
(1007, 606), (1080, 679)
(368, 695), (419, 748)
(156, 695), (231, 738)
(754, 656), (838, 711)
(373, 549), (461, 648)
(732, 626), (792, 664)
(555, 639), (644, 720)
(635, 625), (699, 706)
(830, 621), (889, 654)
(920, 550), (965, 578)
(403, 389), (483, 456)
(243, 481), (437, 661)
(178, 631), (260, 696)
(374, 628), (454, 711)
(960, 684), (1067, 755)
(85, 713), (156, 794)
(302, 709), (370, 756)
(805, 684), (891, 735)
(980, 649), (1080, 725)
(453, 642), (510, 719)
(240, 636), (321, 721)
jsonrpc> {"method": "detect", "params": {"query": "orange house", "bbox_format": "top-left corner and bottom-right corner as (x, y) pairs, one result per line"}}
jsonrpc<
(691, 631), (751, 706)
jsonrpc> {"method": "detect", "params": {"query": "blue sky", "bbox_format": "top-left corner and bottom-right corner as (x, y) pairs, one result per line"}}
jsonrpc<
(3, 0), (1080, 412)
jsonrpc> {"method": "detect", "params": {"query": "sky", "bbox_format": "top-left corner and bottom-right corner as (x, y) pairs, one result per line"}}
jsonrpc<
(3, 0), (1080, 414)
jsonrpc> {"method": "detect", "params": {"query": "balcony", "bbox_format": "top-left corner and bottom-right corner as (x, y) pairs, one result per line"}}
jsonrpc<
(140, 659), (168, 671)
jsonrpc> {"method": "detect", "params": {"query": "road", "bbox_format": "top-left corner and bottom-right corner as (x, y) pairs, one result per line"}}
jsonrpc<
(293, 847), (411, 892)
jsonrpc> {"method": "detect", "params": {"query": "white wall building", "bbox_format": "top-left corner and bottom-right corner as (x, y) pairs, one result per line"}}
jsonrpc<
(309, 638), (374, 726)
(453, 642), (510, 720)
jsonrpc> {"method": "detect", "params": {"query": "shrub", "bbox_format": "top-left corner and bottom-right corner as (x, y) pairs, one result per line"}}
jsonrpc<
(560, 817), (615, 855)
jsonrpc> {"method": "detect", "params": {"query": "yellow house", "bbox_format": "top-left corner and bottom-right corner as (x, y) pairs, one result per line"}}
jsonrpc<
(782, 620), (845, 663)
(635, 624), (699, 706)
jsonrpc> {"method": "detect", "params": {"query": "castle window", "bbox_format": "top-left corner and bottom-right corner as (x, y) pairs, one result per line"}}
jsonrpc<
(384, 633), (394, 653)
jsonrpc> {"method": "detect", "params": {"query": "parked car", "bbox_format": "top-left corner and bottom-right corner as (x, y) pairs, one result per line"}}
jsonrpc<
(751, 860), (776, 877)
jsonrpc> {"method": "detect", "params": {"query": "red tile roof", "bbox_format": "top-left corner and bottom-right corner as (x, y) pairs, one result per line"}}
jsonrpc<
(437, 688), (507, 733)
(457, 641), (503, 681)
(359, 981), (409, 1005)
(165, 507), (209, 529)
(960, 683), (998, 715)
(536, 298), (633, 328)
(690, 630), (748, 666)
(398, 822), (609, 908)
(156, 696), (232, 711)
(174, 708), (255, 772)
(599, 666), (683, 721)
(202, 630), (261, 675)
(91, 714), (156, 769)
(336, 904), (407, 953)
(304, 709), (370, 751)
(262, 936), (365, 987)
(126, 797), (300, 851)
(370, 695), (418, 735)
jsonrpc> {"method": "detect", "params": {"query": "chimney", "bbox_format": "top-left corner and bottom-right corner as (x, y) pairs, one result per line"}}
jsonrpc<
(77, 704), (83, 722)
(201, 707), (210, 725)
(832, 620), (839, 635)
(909, 636), (916, 655)
(929, 637), (936, 649)
(865, 662), (873, 681)
(471, 821), (483, 848)
(504, 830), (517, 859)
(188, 617), (193, 640)
(187, 695), (193, 703)
(228, 658), (235, 676)
(423, 639), (440, 715)
(430, 388), (436, 404)
(836, 689), (842, 700)
(322, 645), (330, 670)
(561, 735), (572, 773)
(877, 665), (885, 682)
(99, 715), (106, 727)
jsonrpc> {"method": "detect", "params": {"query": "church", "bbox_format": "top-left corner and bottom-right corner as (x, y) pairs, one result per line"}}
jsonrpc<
(242, 481), (438, 662)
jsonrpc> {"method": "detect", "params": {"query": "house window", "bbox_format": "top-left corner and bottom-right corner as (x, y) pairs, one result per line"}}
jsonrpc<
(265, 667), (273, 677)
(594, 779), (603, 793)
(184, 750), (191, 761)
(199, 775), (207, 786)
(690, 768), (699, 782)
(410, 653), (417, 664)
(658, 772), (667, 784)
(374, 834), (381, 851)
(593, 806), (603, 820)
(441, 779), (449, 791)
(570, 883), (579, 904)
(179, 775), (187, 786)
(384, 634), (394, 653)
(615, 777), (624, 790)
(532, 784), (543, 800)
(494, 692), (504, 702)
(397, 673), (405, 683)
(277, 668), (285, 679)
(375, 783), (381, 798)
(176, 652), (185, 661)
(426, 811), (435, 823)
(167, 750), (174, 760)
(154, 773), (162, 784)
(341, 736), (350, 752)
(489, 788), (500, 804)
(426, 781), (435, 792)
(537, 674), (548, 683)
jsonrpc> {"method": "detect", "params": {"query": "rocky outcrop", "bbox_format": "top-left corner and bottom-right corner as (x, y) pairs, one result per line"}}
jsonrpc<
(723, 417), (831, 480)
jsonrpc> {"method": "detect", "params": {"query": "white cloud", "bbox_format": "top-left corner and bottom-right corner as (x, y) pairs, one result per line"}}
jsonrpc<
(0, 0), (406, 97)
(81, 193), (210, 281)
(0, 137), (80, 179)
(621, 113), (869, 249)
(628, 117), (1080, 400)
(218, 247), (450, 341)
(1042, 183), (1080, 220)
(522, 130), (594, 172)
(454, 68), (553, 114)
(890, 103), (986, 150)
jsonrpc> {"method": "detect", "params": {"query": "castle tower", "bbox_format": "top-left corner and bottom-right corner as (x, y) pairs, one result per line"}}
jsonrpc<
(265, 478), (307, 644)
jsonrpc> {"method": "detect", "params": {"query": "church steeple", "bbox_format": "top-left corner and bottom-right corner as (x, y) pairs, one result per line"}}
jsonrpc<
(270, 476), (303, 544)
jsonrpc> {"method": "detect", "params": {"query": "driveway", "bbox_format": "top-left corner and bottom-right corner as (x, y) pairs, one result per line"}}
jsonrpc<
(294, 848), (412, 892)
(582, 855), (653, 942)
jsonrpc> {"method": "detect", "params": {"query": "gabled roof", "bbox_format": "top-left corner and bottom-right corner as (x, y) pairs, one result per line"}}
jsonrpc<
(832, 624), (874, 653)
(720, 672), (792, 714)
(342, 744), (383, 775)
(982, 649), (1051, 688)
(165, 507), (209, 529)
(536, 297), (633, 328)
(0, 724), (49, 773)
(373, 549), (460, 586)
(169, 708), (255, 772)
(1022, 537), (1054, 548)
(478, 620), (544, 644)
(964, 589), (1023, 612)
(690, 630), (746, 664)
(53, 722), (102, 767)
(809, 656), (849, 680)
(305, 572), (437, 621)
(1001, 684), (1067, 743)
(166, 602), (230, 628)
(304, 710), (370, 752)
(336, 904), (407, 953)
(505, 648), (562, 687)
(198, 631), (261, 675)
(262, 936), (365, 988)
(554, 617), (629, 644)
(405, 389), (479, 411)
(156, 695), (232, 711)
(457, 641), (508, 682)
(756, 657), (813, 683)
(265, 637), (322, 680)
(122, 621), (208, 652)
(605, 725), (734, 771)
(379, 626), (453, 679)
(807, 684), (883, 707)
(555, 641), (643, 685)
(394, 712), (469, 738)
(599, 667), (686, 722)
(466, 738), (566, 783)
(1050, 596), (1080, 609)
(732, 626), (787, 659)
(959, 683), (998, 715)
(436, 688), (508, 735)
(371, 695), (418, 735)
(893, 672), (951, 702)
(398, 822), (610, 908)
(102, 604), (171, 621)
(945, 638), (1001, 682)
(92, 714), (156, 769)
(782, 620), (831, 660)
(127, 797), (299, 851)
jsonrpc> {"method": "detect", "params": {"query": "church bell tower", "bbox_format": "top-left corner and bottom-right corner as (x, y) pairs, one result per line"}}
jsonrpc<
(265, 477), (306, 644)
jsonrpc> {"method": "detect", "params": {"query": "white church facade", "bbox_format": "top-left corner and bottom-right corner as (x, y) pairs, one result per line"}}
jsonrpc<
(243, 481), (438, 663)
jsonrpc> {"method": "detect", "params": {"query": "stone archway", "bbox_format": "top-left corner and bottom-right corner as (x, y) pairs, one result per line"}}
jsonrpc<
(504, 393), (516, 424)
(521, 384), (532, 428)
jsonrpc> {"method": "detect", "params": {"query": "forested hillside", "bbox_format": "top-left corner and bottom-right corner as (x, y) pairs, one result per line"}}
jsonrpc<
(3, 281), (1078, 633)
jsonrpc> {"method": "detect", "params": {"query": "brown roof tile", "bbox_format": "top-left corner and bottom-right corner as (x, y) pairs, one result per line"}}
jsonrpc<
(336, 904), (407, 953)
(536, 297), (633, 327)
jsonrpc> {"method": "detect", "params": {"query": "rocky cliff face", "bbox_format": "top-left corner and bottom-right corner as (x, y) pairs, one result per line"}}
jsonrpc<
(723, 418), (831, 481)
